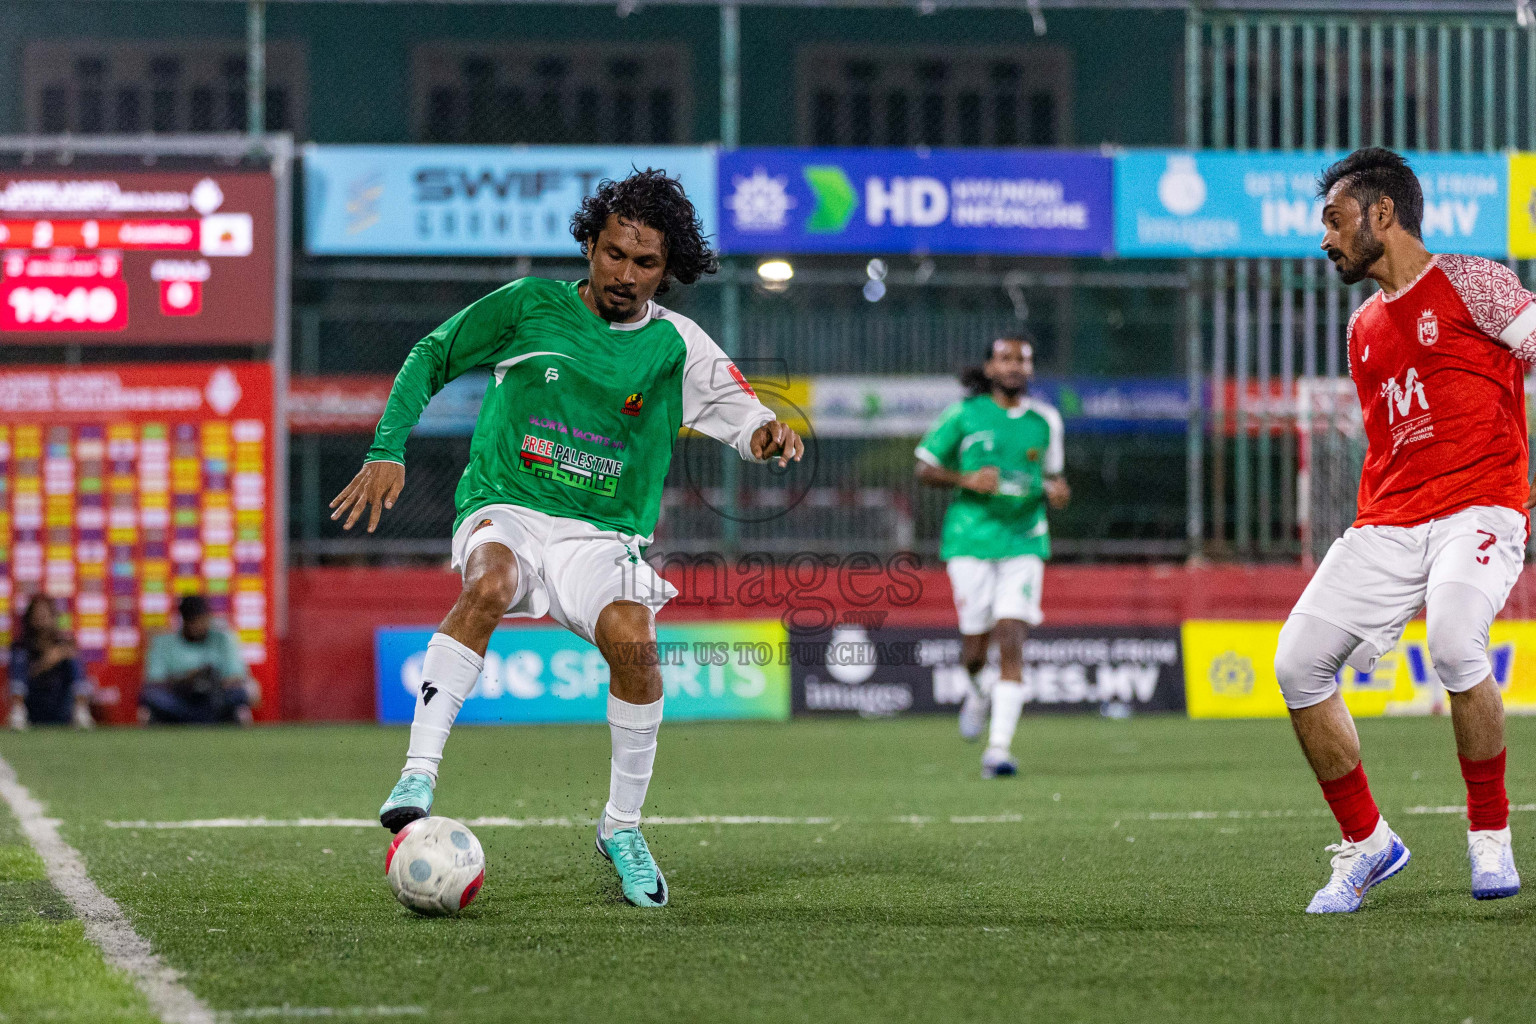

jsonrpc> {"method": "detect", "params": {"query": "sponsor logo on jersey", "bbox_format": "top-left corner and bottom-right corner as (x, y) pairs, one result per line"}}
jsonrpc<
(1026, 447), (1041, 463)
(544, 367), (560, 383)
(622, 392), (644, 416)
(518, 433), (624, 496)
(1380, 367), (1434, 450)
(1417, 309), (1439, 346)
(728, 363), (757, 397)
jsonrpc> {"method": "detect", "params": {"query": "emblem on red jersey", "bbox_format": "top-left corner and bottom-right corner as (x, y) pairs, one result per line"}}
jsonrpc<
(1416, 309), (1439, 346)
(622, 392), (644, 416)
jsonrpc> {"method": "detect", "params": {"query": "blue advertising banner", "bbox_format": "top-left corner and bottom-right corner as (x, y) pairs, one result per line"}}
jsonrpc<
(303, 145), (718, 256)
(1114, 150), (1507, 257)
(376, 621), (791, 725)
(717, 148), (1113, 255)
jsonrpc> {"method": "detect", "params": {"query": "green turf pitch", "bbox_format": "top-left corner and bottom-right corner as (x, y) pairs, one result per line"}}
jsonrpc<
(3, 716), (1536, 1023)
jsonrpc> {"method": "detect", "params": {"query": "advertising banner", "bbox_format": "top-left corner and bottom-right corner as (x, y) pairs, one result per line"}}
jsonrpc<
(303, 145), (717, 256)
(1114, 150), (1506, 258)
(718, 148), (1113, 255)
(1507, 153), (1536, 258)
(376, 620), (790, 724)
(0, 170), (275, 344)
(0, 363), (279, 721)
(1183, 619), (1536, 719)
(789, 625), (1185, 717)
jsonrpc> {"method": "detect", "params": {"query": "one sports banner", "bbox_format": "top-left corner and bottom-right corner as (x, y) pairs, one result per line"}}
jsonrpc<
(717, 148), (1113, 256)
(1183, 619), (1536, 719)
(0, 362), (279, 721)
(788, 625), (1185, 717)
(1114, 150), (1507, 258)
(303, 145), (718, 256)
(375, 620), (790, 724)
(1507, 153), (1536, 258)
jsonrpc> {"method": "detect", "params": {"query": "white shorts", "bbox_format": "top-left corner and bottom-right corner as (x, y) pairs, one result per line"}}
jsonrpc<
(450, 504), (678, 645)
(946, 554), (1045, 635)
(1292, 504), (1527, 662)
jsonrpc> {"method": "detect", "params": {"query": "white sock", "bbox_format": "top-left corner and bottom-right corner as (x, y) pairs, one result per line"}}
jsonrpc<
(987, 679), (1027, 753)
(601, 694), (663, 838)
(1356, 815), (1392, 856)
(402, 633), (484, 783)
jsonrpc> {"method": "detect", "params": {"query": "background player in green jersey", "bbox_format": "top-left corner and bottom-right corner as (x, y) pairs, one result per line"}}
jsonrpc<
(915, 337), (1069, 779)
(329, 170), (803, 907)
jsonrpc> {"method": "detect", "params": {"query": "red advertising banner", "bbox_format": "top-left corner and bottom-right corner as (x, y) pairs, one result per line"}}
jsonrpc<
(0, 363), (279, 721)
(287, 374), (392, 433)
(0, 172), (274, 344)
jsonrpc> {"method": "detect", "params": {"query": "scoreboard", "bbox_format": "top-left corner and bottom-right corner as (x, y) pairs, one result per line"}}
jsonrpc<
(0, 363), (279, 721)
(0, 171), (274, 344)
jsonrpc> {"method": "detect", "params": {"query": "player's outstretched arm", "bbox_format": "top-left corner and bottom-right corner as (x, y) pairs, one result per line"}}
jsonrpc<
(749, 421), (804, 468)
(330, 461), (405, 533)
(1044, 474), (1071, 510)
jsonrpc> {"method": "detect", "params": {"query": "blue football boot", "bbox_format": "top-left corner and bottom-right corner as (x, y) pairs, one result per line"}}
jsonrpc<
(1305, 822), (1410, 914)
(596, 822), (668, 908)
(379, 772), (434, 834)
(1469, 827), (1521, 900)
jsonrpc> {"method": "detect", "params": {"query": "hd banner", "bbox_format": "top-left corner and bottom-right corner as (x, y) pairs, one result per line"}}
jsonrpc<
(303, 145), (718, 256)
(376, 620), (790, 724)
(718, 148), (1113, 256)
(788, 625), (1184, 717)
(1183, 620), (1536, 719)
(1114, 150), (1506, 258)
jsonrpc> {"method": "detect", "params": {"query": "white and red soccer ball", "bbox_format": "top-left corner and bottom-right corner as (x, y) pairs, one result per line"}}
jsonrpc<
(385, 816), (485, 916)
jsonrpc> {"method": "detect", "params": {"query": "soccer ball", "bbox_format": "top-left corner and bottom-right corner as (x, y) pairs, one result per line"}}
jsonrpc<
(385, 816), (485, 916)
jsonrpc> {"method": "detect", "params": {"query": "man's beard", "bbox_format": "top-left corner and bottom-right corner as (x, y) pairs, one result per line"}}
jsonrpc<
(1330, 223), (1386, 285)
(991, 378), (1028, 398)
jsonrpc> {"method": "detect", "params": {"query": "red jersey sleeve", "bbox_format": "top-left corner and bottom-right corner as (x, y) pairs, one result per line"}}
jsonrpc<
(1437, 253), (1536, 361)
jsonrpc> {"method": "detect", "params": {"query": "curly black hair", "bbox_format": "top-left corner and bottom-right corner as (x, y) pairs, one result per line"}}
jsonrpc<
(1317, 147), (1424, 239)
(569, 168), (719, 294)
(960, 333), (1035, 396)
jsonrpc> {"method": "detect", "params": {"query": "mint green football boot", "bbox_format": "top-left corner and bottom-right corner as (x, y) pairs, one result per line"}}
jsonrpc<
(596, 825), (668, 907)
(379, 772), (434, 834)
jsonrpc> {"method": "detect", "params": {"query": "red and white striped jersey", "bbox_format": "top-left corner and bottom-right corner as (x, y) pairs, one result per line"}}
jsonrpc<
(1347, 253), (1536, 528)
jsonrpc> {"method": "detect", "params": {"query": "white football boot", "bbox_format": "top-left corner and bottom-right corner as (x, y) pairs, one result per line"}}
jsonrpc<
(1468, 827), (1520, 900)
(1305, 818), (1410, 914)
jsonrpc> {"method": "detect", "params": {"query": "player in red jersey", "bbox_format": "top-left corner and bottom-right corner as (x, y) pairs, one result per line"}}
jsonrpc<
(1276, 148), (1535, 913)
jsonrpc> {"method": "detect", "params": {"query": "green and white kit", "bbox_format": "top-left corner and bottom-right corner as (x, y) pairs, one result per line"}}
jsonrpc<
(367, 277), (774, 640)
(915, 393), (1064, 634)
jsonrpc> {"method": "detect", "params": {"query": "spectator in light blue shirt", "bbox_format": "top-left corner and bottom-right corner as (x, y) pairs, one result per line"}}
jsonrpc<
(8, 594), (93, 730)
(139, 595), (258, 725)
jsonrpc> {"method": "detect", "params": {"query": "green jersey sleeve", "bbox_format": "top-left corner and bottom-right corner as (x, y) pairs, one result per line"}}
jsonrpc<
(365, 279), (530, 464)
(915, 401), (966, 471)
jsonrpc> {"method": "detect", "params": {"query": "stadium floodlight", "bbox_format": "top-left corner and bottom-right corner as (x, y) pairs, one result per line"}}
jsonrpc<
(756, 259), (794, 284)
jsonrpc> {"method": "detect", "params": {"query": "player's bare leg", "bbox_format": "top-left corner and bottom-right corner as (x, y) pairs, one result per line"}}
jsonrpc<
(1430, 584), (1518, 898)
(378, 543), (517, 832)
(1276, 614), (1408, 913)
(592, 600), (668, 907)
(982, 618), (1027, 778)
(958, 630), (991, 741)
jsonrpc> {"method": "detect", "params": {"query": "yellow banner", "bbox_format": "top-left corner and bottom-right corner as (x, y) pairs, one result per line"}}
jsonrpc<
(1183, 619), (1536, 719)
(1508, 154), (1536, 258)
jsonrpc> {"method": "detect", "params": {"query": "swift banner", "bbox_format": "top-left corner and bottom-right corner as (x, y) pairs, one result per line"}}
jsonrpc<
(718, 148), (1112, 255)
(376, 620), (790, 724)
(303, 145), (717, 256)
(1115, 150), (1506, 257)
(1183, 620), (1536, 719)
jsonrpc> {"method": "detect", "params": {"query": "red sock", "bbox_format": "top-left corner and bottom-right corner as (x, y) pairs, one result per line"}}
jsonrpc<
(1460, 748), (1509, 832)
(1319, 762), (1381, 842)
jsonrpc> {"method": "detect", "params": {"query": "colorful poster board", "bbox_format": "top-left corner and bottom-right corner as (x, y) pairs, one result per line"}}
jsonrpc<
(303, 145), (718, 256)
(0, 363), (278, 720)
(376, 620), (791, 724)
(1183, 619), (1536, 719)
(717, 148), (1112, 255)
(0, 170), (275, 344)
(1114, 150), (1507, 258)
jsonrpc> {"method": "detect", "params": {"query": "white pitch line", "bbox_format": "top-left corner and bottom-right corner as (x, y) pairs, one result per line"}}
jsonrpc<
(223, 1008), (427, 1020)
(0, 752), (214, 1024)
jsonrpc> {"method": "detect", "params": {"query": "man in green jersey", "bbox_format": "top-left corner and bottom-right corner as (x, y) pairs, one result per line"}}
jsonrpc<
(915, 336), (1068, 779)
(330, 170), (803, 907)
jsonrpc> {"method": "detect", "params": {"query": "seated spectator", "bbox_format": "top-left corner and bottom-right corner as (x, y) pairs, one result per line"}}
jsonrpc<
(8, 594), (93, 730)
(139, 595), (259, 726)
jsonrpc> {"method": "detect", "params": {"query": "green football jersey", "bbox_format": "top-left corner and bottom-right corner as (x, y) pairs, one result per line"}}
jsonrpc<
(915, 393), (1065, 561)
(366, 277), (774, 540)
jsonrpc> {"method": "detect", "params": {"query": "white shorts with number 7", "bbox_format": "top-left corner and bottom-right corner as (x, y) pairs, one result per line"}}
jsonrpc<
(1291, 504), (1527, 663)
